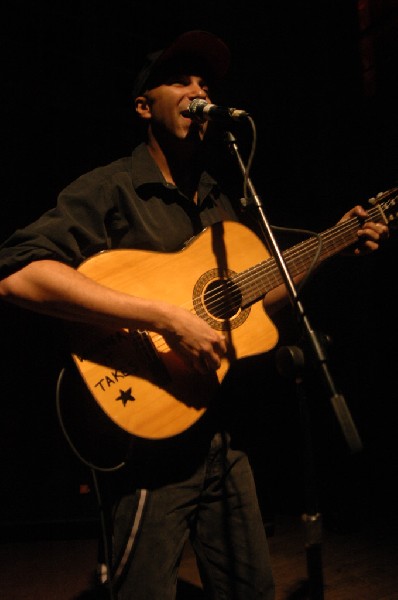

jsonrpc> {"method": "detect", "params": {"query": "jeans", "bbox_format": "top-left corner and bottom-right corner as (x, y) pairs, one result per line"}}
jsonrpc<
(101, 426), (275, 600)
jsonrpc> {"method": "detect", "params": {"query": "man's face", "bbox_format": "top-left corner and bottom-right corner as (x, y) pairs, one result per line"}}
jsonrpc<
(138, 72), (212, 142)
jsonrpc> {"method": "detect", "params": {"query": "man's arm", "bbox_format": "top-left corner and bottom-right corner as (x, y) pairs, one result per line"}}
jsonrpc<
(0, 259), (227, 374)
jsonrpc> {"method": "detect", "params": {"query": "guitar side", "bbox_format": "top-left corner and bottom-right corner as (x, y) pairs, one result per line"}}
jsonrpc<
(69, 221), (279, 439)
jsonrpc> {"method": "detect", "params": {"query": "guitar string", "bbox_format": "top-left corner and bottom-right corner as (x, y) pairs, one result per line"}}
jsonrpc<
(148, 195), (397, 354)
(141, 194), (397, 355)
(147, 213), (362, 353)
(194, 195), (396, 314)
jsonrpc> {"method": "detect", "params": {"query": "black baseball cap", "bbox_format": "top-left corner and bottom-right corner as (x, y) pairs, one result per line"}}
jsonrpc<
(131, 30), (230, 98)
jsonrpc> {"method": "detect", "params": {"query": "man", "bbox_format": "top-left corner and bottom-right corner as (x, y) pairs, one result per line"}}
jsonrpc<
(0, 30), (388, 599)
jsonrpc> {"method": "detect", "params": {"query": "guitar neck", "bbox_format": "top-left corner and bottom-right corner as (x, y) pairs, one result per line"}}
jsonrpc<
(238, 194), (396, 306)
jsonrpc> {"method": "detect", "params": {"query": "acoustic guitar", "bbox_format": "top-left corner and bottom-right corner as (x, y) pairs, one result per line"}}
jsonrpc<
(68, 188), (397, 440)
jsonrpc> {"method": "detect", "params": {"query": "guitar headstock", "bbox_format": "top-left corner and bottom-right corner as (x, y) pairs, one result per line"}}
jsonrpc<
(368, 187), (398, 229)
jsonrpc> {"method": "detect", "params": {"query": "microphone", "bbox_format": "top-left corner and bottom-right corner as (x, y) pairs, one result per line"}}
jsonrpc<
(182, 99), (249, 123)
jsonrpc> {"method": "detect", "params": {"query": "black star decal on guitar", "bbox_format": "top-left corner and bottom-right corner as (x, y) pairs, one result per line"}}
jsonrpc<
(116, 388), (135, 406)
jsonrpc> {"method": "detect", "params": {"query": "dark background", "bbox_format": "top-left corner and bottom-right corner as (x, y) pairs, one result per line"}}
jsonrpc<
(1, 0), (398, 534)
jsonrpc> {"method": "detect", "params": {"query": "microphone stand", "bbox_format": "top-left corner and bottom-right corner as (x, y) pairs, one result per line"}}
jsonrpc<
(224, 128), (363, 600)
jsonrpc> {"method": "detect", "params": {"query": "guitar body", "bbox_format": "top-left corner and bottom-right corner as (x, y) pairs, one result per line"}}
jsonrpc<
(69, 220), (279, 439)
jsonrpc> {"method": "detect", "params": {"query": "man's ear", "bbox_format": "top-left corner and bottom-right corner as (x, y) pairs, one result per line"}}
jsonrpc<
(135, 95), (151, 120)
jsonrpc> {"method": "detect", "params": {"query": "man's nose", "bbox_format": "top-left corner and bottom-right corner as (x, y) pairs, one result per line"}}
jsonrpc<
(188, 83), (207, 99)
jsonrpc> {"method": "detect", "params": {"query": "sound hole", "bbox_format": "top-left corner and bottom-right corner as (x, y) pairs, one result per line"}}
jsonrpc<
(193, 269), (250, 331)
(204, 279), (242, 320)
